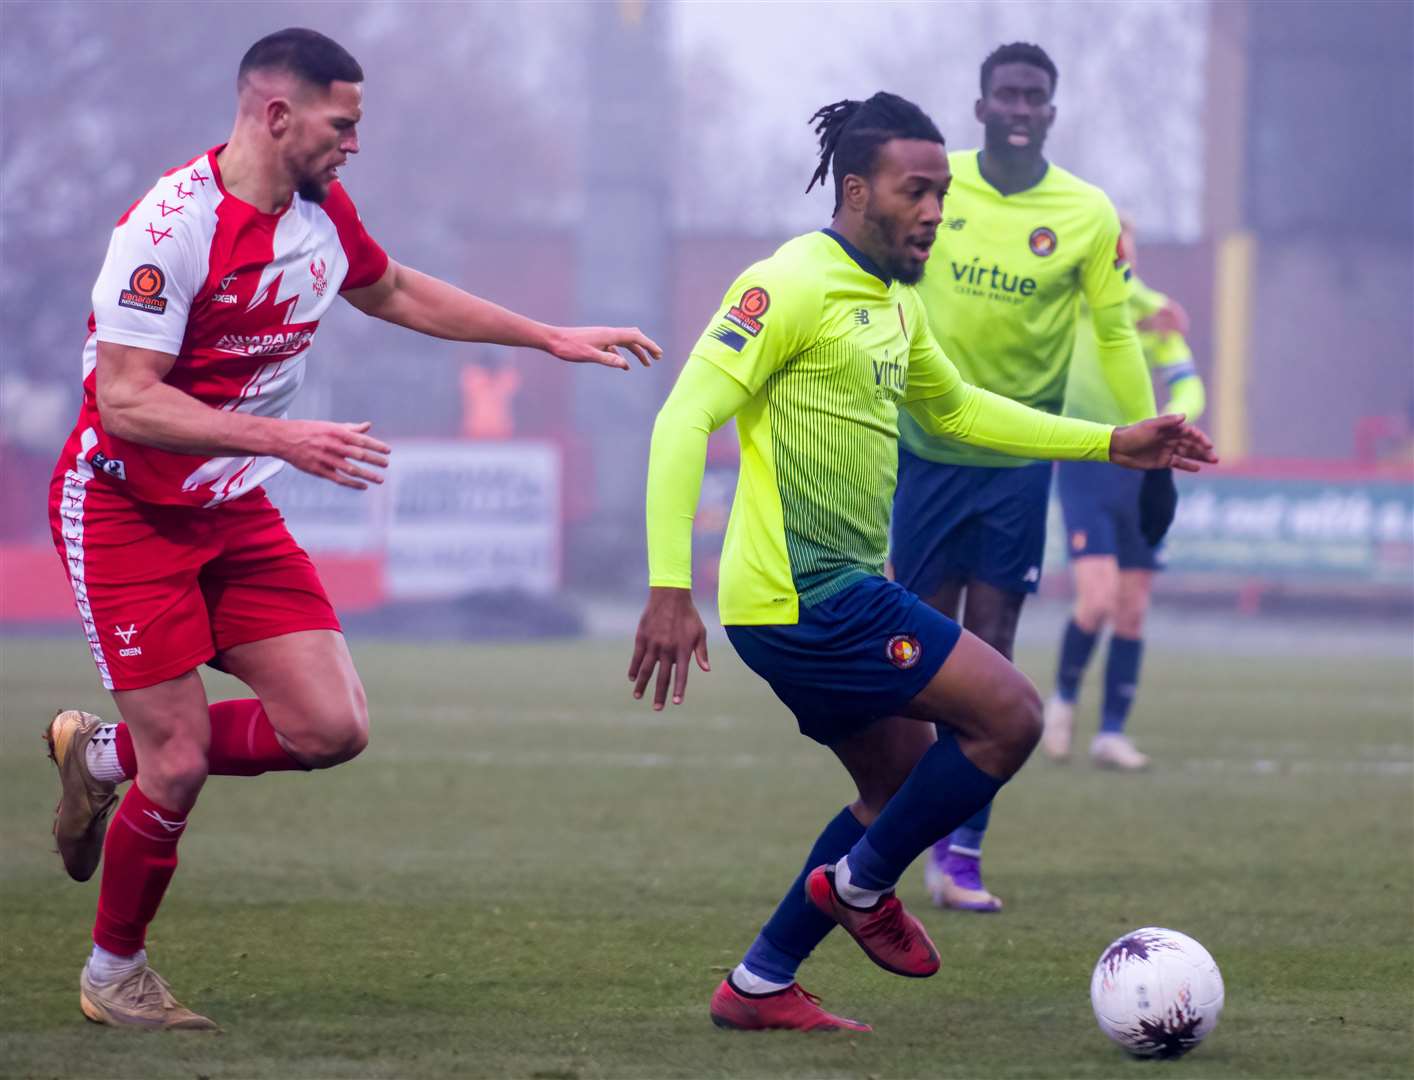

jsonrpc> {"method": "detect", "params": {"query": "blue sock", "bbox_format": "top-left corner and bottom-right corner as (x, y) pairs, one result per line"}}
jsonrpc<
(1101, 635), (1144, 734)
(741, 806), (866, 984)
(931, 799), (994, 861)
(1056, 618), (1099, 703)
(846, 732), (1004, 892)
(950, 800), (992, 854)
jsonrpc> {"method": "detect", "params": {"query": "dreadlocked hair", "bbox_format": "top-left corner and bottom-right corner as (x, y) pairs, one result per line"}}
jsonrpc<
(805, 91), (945, 214)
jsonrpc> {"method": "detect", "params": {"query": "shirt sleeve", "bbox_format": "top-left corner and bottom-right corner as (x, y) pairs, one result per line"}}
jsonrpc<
(1091, 300), (1158, 424)
(1149, 332), (1205, 421)
(324, 181), (390, 292)
(90, 195), (203, 356)
(901, 292), (1111, 460)
(687, 257), (822, 394)
(1080, 193), (1134, 311)
(645, 357), (755, 589)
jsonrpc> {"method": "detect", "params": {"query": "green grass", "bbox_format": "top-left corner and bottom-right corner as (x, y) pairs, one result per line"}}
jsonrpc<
(1, 632), (1411, 1078)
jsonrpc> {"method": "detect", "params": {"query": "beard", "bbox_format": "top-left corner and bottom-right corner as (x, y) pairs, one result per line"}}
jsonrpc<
(297, 176), (329, 203)
(862, 203), (926, 285)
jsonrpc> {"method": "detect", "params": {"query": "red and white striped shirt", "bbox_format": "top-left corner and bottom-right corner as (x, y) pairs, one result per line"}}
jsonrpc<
(59, 145), (388, 507)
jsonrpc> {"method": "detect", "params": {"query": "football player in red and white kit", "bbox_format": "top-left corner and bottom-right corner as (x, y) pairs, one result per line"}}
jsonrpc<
(44, 28), (660, 1030)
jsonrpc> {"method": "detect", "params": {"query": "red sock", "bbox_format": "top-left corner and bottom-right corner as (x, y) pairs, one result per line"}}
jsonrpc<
(114, 724), (137, 780)
(93, 784), (187, 955)
(108, 700), (302, 781)
(206, 699), (304, 775)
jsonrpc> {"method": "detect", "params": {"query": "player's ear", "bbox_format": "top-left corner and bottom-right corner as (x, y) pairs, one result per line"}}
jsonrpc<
(266, 96), (293, 138)
(841, 173), (869, 212)
(973, 97), (986, 123)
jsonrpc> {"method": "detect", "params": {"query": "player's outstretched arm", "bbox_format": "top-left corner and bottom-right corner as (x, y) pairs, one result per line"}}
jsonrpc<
(96, 341), (390, 490)
(905, 350), (1216, 470)
(629, 358), (753, 708)
(342, 260), (661, 371)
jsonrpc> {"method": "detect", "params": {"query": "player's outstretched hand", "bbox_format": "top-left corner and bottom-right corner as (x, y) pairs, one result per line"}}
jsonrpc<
(548, 326), (662, 371)
(1110, 414), (1217, 473)
(630, 586), (710, 710)
(279, 419), (391, 490)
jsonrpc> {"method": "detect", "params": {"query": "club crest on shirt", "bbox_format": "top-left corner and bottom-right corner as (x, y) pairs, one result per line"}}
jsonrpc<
(117, 264), (167, 314)
(725, 286), (770, 336)
(886, 634), (922, 670)
(1028, 227), (1058, 257)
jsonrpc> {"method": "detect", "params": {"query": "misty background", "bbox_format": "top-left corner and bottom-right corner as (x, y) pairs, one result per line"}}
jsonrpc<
(1, 0), (1410, 626)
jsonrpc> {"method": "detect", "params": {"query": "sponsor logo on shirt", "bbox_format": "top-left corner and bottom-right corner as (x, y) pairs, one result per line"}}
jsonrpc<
(724, 286), (770, 336)
(211, 293), (239, 304)
(1029, 226), (1058, 257)
(943, 217), (967, 231)
(886, 634), (922, 670)
(854, 308), (870, 325)
(872, 352), (906, 394)
(213, 328), (317, 357)
(949, 257), (1038, 303)
(117, 264), (168, 314)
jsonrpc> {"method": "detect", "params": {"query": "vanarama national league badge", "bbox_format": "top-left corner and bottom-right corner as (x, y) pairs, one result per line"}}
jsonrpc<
(725, 286), (770, 336)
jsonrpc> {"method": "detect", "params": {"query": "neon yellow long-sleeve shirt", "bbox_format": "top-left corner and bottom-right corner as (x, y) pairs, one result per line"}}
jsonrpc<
(646, 230), (1116, 625)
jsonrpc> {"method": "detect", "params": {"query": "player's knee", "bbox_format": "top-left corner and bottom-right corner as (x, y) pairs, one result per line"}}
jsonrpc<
(292, 688), (369, 768)
(143, 743), (209, 805)
(995, 678), (1043, 770)
(1114, 597), (1149, 638)
(1074, 594), (1114, 633)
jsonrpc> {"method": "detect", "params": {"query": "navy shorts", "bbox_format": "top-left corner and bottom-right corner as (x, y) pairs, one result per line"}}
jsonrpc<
(1057, 460), (1164, 571)
(725, 576), (963, 747)
(891, 451), (1052, 597)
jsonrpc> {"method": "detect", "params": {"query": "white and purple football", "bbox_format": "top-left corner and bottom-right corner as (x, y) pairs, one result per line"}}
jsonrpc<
(1090, 927), (1224, 1059)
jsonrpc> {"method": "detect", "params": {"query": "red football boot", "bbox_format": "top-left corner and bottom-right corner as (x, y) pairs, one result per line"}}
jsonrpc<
(805, 864), (941, 978)
(709, 979), (872, 1033)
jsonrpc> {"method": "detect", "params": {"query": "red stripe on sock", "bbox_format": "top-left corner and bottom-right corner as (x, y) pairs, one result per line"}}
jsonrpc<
(93, 784), (186, 955)
(207, 699), (303, 776)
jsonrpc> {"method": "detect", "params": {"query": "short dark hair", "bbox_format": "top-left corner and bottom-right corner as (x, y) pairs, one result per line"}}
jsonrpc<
(805, 92), (945, 214)
(980, 42), (1057, 98)
(238, 28), (363, 89)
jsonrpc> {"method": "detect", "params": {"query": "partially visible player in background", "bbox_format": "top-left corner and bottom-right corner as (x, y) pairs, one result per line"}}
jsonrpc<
(1043, 215), (1206, 769)
(893, 42), (1159, 913)
(43, 27), (657, 1031)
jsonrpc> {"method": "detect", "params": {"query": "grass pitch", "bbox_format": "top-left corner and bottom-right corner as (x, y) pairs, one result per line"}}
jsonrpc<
(1, 627), (1411, 1078)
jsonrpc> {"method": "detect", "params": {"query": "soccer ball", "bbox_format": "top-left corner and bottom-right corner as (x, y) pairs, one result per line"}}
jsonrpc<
(1090, 927), (1224, 1059)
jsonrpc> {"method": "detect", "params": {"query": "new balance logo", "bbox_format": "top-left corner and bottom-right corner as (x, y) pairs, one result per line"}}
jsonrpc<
(854, 309), (870, 325)
(142, 809), (187, 833)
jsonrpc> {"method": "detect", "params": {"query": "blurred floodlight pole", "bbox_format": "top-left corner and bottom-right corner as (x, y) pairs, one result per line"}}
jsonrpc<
(569, 0), (671, 584)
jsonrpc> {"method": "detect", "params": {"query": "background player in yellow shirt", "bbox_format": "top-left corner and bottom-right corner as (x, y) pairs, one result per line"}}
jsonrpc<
(1043, 216), (1206, 769)
(892, 43), (1160, 913)
(628, 91), (1214, 1033)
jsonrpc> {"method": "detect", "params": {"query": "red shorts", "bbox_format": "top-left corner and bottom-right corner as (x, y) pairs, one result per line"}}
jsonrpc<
(49, 466), (340, 691)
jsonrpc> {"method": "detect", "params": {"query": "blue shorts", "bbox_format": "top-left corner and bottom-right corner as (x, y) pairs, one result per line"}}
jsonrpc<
(725, 576), (962, 747)
(1057, 460), (1164, 571)
(891, 452), (1052, 597)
